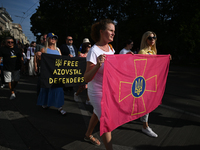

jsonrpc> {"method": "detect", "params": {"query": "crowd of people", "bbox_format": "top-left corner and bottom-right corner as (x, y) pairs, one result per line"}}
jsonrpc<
(0, 18), (170, 150)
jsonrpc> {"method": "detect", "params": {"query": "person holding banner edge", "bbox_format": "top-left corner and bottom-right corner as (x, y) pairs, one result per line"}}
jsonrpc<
(119, 35), (158, 138)
(34, 34), (47, 97)
(84, 19), (115, 150)
(37, 33), (66, 115)
(138, 31), (172, 137)
(74, 38), (91, 104)
(138, 31), (160, 138)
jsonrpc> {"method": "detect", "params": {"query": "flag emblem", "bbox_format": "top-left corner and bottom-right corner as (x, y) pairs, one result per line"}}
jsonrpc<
(132, 76), (146, 98)
(119, 59), (157, 116)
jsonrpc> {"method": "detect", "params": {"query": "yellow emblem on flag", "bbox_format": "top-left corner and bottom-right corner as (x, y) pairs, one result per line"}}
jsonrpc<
(119, 59), (157, 116)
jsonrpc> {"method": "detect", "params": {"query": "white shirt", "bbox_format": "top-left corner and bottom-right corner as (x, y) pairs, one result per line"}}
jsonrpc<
(119, 48), (132, 54)
(26, 47), (35, 59)
(86, 44), (115, 95)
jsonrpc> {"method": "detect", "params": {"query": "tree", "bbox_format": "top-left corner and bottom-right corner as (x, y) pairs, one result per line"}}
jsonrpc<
(117, 0), (200, 63)
(30, 0), (129, 47)
(30, 0), (200, 64)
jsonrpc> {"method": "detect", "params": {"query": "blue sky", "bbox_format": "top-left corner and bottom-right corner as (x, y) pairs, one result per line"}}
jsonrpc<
(1, 0), (40, 42)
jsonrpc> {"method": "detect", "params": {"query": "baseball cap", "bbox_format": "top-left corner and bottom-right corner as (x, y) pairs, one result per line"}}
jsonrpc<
(47, 33), (58, 39)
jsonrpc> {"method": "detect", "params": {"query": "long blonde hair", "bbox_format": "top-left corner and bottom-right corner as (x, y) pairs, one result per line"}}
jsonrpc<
(140, 31), (157, 54)
(44, 37), (57, 53)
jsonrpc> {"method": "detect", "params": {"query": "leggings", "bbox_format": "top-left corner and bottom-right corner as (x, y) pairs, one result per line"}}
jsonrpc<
(140, 113), (149, 122)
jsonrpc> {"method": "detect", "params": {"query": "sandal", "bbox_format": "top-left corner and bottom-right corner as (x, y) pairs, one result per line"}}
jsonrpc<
(58, 107), (67, 115)
(84, 135), (101, 146)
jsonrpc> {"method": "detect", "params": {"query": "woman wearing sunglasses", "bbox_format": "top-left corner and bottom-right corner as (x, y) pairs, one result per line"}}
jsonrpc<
(37, 33), (66, 115)
(138, 31), (158, 138)
(139, 31), (157, 55)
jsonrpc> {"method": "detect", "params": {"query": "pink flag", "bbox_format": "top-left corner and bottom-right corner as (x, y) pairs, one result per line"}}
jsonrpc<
(100, 54), (170, 136)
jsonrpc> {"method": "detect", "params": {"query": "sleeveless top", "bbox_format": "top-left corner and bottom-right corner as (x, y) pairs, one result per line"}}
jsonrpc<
(46, 48), (60, 55)
(138, 49), (156, 55)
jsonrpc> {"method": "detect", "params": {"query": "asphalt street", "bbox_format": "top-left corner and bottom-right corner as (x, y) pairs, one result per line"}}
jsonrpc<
(0, 64), (200, 150)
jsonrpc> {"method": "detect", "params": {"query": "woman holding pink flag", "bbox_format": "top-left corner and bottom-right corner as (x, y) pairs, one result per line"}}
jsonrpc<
(138, 31), (158, 138)
(84, 19), (115, 150)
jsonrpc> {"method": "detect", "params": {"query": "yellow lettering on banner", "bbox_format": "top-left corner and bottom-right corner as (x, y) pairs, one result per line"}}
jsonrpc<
(62, 78), (65, 84)
(59, 78), (63, 83)
(78, 69), (82, 75)
(81, 77), (84, 82)
(67, 61), (71, 66)
(69, 69), (73, 75)
(70, 69), (82, 75)
(48, 77), (84, 85)
(66, 78), (69, 83)
(61, 69), (65, 75)
(62, 60), (79, 67)
(54, 78), (58, 84)
(57, 69), (60, 75)
(73, 69), (77, 74)
(49, 78), (53, 84)
(75, 61), (78, 67)
(71, 61), (74, 66)
(65, 69), (69, 74)
(63, 60), (67, 66)
(53, 69), (57, 75)
(53, 69), (83, 75)
(74, 77), (77, 83)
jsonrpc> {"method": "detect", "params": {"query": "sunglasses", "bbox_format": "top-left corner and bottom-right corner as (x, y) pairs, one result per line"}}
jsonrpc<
(7, 41), (14, 44)
(68, 39), (73, 41)
(87, 45), (91, 48)
(147, 36), (157, 40)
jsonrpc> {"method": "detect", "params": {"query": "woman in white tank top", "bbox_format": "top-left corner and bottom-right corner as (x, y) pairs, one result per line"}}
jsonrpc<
(84, 19), (115, 150)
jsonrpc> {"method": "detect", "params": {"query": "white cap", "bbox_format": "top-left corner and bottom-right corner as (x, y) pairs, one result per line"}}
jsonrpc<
(83, 38), (90, 43)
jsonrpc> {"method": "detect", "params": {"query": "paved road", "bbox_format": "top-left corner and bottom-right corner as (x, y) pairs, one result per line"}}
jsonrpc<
(0, 65), (200, 150)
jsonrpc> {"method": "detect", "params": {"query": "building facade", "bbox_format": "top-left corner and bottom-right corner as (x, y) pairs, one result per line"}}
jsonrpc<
(0, 7), (29, 44)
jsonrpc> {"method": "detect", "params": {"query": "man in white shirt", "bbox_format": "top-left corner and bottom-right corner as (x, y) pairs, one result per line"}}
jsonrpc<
(27, 41), (36, 76)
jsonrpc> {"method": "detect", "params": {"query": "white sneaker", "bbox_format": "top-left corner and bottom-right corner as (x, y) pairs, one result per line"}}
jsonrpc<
(1, 84), (5, 88)
(10, 93), (16, 100)
(74, 92), (80, 102)
(142, 126), (158, 138)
